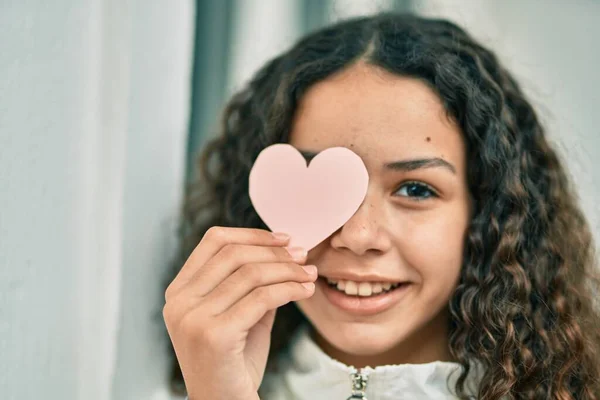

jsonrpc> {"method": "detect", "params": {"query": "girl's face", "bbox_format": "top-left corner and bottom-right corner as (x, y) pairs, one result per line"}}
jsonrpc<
(290, 62), (472, 368)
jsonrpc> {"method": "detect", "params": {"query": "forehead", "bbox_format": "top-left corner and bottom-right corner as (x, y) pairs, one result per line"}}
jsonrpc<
(288, 63), (466, 172)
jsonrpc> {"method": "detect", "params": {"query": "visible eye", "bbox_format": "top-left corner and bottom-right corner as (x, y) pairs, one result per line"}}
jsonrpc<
(393, 181), (438, 201)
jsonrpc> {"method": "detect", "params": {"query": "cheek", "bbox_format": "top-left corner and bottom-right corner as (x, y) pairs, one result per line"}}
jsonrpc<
(400, 213), (467, 297)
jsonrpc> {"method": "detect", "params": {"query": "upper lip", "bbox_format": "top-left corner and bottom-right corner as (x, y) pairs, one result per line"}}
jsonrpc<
(318, 272), (409, 284)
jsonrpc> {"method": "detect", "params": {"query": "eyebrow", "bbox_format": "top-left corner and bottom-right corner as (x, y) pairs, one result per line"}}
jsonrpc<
(297, 149), (456, 175)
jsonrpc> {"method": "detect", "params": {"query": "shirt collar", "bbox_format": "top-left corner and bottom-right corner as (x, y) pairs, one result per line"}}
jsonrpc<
(263, 322), (484, 400)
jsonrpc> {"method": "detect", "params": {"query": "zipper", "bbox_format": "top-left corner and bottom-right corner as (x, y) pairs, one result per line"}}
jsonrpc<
(346, 367), (369, 399)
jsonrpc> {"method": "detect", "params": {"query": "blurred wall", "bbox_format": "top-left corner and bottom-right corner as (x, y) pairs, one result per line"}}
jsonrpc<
(0, 1), (194, 399)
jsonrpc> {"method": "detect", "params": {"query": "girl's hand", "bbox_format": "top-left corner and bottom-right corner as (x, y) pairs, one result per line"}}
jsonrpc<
(163, 227), (317, 400)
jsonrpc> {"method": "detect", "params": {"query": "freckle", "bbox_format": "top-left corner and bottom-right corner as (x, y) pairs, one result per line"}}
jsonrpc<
(350, 143), (354, 147)
(426, 137), (431, 142)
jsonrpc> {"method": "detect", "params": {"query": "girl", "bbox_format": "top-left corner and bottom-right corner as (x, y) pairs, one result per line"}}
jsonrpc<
(163, 12), (600, 400)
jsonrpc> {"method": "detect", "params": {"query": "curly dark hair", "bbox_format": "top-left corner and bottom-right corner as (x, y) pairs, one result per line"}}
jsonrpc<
(163, 12), (600, 400)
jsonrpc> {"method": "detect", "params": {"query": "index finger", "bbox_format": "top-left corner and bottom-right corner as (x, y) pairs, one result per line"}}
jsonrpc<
(171, 226), (290, 291)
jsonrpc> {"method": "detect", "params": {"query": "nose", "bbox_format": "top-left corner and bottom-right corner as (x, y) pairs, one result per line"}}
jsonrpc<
(329, 193), (392, 256)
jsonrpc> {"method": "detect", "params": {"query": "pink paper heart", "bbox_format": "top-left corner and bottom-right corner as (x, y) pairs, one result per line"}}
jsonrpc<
(249, 144), (369, 250)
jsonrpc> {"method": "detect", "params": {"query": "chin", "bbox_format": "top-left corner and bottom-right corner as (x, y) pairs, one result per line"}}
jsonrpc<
(313, 318), (408, 355)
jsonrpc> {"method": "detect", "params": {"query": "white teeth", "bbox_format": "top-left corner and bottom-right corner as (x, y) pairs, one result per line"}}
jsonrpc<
(358, 282), (373, 296)
(325, 278), (401, 297)
(345, 281), (358, 295)
(372, 282), (383, 293)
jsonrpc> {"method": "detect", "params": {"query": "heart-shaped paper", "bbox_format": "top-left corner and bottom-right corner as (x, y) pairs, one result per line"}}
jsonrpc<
(249, 144), (369, 250)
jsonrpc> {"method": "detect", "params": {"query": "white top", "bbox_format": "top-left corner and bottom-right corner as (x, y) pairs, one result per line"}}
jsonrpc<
(258, 323), (486, 400)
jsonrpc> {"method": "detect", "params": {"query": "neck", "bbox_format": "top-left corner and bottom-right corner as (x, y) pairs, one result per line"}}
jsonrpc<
(309, 307), (456, 369)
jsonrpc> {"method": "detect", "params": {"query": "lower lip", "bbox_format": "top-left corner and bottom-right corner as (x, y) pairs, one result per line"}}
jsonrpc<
(318, 277), (411, 316)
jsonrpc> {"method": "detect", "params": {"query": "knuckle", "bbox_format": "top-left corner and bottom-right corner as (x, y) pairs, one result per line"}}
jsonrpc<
(290, 263), (309, 277)
(178, 311), (205, 338)
(162, 301), (180, 327)
(276, 262), (305, 279)
(164, 285), (175, 303)
(241, 263), (264, 286)
(178, 319), (196, 339)
(204, 226), (226, 242)
(219, 243), (238, 259)
(280, 262), (299, 277)
(199, 325), (226, 349)
(252, 285), (272, 306)
(257, 228), (275, 241)
(269, 246), (287, 261)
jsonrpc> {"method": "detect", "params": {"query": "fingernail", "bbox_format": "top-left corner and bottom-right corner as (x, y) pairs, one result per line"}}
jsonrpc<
(301, 282), (315, 291)
(286, 247), (307, 261)
(272, 232), (290, 241)
(302, 265), (317, 276)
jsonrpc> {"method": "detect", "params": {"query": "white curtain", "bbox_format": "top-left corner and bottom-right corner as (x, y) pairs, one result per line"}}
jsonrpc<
(0, 1), (194, 399)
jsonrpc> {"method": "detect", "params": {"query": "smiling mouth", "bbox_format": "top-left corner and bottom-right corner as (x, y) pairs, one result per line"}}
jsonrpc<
(319, 276), (409, 297)
(316, 277), (412, 315)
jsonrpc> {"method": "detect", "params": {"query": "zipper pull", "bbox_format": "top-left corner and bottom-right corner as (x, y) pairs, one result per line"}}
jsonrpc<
(346, 367), (369, 400)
